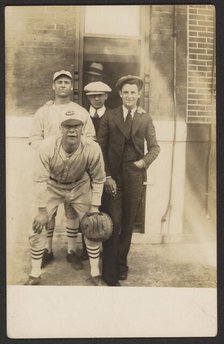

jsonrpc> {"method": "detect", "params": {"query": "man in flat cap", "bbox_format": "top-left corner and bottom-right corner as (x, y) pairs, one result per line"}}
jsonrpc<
(84, 81), (112, 133)
(26, 114), (106, 286)
(83, 62), (106, 111)
(78, 81), (112, 260)
(98, 75), (160, 286)
(29, 70), (96, 269)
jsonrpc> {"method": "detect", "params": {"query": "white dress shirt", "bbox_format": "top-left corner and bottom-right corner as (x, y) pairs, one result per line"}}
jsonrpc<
(89, 105), (106, 118)
(122, 105), (137, 121)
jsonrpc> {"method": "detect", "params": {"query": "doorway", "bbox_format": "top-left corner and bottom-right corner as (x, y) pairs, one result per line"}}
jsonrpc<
(79, 6), (148, 233)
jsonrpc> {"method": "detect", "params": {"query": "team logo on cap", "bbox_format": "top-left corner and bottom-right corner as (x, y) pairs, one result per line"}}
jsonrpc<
(65, 110), (76, 116)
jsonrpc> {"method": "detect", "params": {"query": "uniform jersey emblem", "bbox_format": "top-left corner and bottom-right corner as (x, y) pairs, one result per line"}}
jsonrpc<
(65, 110), (76, 116)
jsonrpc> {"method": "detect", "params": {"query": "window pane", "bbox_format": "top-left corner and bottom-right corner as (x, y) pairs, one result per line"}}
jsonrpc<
(85, 6), (140, 36)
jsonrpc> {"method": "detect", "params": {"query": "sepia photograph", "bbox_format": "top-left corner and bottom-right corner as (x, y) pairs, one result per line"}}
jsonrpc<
(5, 3), (217, 339)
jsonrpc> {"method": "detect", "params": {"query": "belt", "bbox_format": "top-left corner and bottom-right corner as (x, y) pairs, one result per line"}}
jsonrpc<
(49, 176), (81, 185)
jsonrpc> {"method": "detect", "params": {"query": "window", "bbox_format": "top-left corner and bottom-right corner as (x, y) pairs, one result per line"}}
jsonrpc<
(84, 6), (140, 37)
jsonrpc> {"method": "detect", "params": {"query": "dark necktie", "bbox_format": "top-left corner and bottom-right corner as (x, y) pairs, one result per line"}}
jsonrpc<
(124, 110), (132, 138)
(93, 110), (99, 119)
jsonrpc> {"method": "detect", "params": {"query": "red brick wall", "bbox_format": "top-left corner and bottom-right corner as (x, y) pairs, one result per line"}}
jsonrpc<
(6, 6), (79, 116)
(187, 5), (215, 123)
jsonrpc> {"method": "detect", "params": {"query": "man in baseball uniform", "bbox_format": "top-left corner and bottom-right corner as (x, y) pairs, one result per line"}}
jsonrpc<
(26, 114), (106, 286)
(29, 70), (96, 268)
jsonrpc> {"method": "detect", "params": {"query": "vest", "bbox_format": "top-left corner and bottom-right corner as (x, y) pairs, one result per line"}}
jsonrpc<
(122, 122), (141, 162)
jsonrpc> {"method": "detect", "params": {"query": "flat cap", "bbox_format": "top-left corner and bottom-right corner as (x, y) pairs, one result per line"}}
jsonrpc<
(53, 70), (73, 82)
(60, 112), (84, 127)
(84, 81), (112, 95)
(116, 75), (144, 91)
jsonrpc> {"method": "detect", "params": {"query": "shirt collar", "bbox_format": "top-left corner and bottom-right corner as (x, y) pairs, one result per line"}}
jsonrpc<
(122, 105), (137, 120)
(89, 105), (106, 118)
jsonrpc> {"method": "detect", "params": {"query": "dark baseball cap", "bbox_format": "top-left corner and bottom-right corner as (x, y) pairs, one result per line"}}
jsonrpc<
(60, 113), (84, 127)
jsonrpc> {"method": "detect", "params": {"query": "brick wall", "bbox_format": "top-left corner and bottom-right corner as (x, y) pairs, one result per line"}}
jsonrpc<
(149, 5), (187, 121)
(5, 6), (79, 116)
(185, 5), (216, 223)
(187, 5), (215, 123)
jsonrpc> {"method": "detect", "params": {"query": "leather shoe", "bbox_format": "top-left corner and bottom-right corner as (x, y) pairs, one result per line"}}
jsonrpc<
(66, 250), (83, 270)
(24, 275), (41, 285)
(106, 281), (121, 286)
(41, 249), (54, 268)
(119, 271), (128, 280)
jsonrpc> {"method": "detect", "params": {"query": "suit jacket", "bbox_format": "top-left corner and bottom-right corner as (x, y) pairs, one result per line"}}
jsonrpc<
(97, 106), (160, 179)
(90, 106), (109, 134)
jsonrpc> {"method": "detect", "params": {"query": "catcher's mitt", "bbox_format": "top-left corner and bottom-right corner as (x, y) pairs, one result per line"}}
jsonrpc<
(80, 212), (113, 242)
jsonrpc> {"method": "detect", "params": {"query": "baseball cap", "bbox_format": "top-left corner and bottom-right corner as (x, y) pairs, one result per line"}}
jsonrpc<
(60, 112), (84, 127)
(53, 70), (73, 82)
(84, 81), (112, 95)
(116, 75), (144, 91)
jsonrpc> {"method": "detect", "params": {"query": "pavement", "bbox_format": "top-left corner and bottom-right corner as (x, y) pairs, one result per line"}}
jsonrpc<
(7, 233), (216, 288)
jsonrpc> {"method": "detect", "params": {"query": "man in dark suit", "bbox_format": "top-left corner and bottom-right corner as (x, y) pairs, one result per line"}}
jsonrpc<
(97, 75), (160, 286)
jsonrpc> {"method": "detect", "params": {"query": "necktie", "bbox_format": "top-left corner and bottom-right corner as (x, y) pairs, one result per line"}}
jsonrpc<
(93, 110), (99, 119)
(124, 110), (132, 138)
(126, 110), (132, 124)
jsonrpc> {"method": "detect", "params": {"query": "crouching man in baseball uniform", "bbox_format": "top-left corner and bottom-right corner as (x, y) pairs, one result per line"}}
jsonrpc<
(25, 114), (106, 286)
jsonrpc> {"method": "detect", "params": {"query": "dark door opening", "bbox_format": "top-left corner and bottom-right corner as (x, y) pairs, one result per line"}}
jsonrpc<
(82, 36), (145, 233)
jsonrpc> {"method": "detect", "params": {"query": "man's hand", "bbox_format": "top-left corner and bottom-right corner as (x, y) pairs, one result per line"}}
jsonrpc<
(133, 159), (146, 169)
(105, 177), (117, 197)
(32, 209), (49, 234)
(137, 106), (146, 114)
(45, 100), (54, 106)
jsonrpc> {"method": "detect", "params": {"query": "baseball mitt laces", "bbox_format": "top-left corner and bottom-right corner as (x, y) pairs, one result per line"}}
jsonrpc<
(80, 212), (113, 242)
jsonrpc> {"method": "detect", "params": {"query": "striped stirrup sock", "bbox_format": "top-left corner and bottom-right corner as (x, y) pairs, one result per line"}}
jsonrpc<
(86, 245), (101, 277)
(66, 227), (79, 253)
(46, 227), (54, 252)
(30, 248), (45, 278)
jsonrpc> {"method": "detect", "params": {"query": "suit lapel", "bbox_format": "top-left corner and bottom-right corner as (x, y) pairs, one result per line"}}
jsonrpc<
(131, 110), (142, 137)
(113, 107), (125, 134)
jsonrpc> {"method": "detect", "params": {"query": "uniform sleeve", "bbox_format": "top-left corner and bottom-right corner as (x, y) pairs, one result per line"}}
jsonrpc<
(28, 107), (45, 149)
(142, 115), (160, 168)
(86, 141), (106, 206)
(33, 142), (52, 207)
(83, 111), (96, 141)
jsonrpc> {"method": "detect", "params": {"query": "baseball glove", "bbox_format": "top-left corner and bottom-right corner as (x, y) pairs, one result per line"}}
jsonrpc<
(80, 212), (113, 242)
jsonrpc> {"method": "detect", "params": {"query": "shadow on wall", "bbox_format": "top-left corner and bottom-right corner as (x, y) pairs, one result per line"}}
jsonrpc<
(183, 124), (216, 237)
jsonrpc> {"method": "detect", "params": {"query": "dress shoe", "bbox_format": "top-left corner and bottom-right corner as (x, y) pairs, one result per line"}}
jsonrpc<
(66, 250), (83, 270)
(119, 271), (128, 280)
(41, 249), (54, 268)
(106, 281), (121, 286)
(24, 275), (41, 285)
